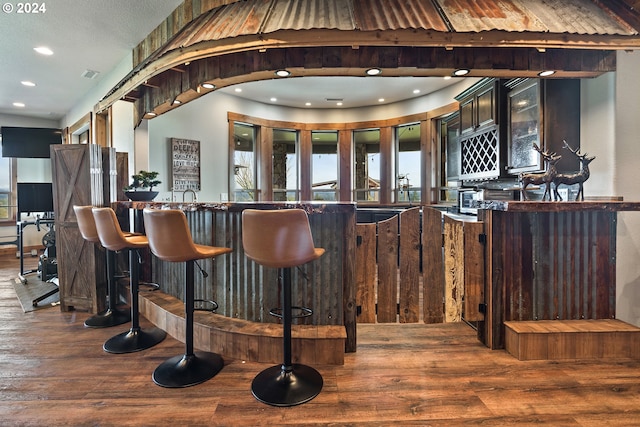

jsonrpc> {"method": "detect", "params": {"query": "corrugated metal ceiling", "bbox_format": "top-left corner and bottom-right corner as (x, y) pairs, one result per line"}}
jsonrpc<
(162, 0), (638, 55)
(436, 0), (635, 35)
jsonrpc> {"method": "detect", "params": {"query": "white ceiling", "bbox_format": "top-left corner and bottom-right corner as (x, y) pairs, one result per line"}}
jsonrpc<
(0, 0), (184, 120)
(218, 76), (460, 109)
(0, 0), (457, 121)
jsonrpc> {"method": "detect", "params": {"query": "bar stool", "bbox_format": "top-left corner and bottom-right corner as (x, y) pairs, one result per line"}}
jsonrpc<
(92, 207), (166, 353)
(241, 208), (325, 407)
(73, 205), (130, 328)
(143, 208), (232, 388)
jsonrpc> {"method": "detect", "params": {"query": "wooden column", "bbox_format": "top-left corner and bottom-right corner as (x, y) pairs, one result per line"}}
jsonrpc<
(338, 130), (352, 202)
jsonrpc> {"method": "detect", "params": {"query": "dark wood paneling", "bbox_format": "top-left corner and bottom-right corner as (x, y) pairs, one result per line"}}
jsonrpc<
(141, 203), (356, 350)
(399, 208), (420, 323)
(423, 207), (444, 324)
(376, 216), (398, 323)
(463, 221), (485, 322)
(356, 223), (376, 323)
(485, 208), (618, 349)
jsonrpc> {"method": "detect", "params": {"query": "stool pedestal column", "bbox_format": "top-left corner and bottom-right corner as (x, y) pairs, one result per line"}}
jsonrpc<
(103, 249), (166, 353)
(84, 249), (130, 328)
(153, 260), (224, 388)
(251, 267), (323, 406)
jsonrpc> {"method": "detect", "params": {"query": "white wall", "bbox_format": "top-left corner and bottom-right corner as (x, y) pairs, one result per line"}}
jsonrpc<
(611, 51), (640, 326)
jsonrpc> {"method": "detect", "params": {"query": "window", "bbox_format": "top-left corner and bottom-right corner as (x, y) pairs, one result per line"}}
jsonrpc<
(311, 131), (338, 201)
(233, 122), (257, 201)
(272, 129), (298, 201)
(0, 137), (17, 224)
(396, 124), (421, 203)
(353, 129), (380, 202)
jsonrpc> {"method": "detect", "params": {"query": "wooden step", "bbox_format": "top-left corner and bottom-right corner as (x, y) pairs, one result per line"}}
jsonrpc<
(504, 319), (640, 361)
(139, 290), (347, 365)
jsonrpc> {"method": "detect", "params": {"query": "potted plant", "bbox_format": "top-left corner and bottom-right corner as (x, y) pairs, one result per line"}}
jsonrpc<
(123, 170), (161, 201)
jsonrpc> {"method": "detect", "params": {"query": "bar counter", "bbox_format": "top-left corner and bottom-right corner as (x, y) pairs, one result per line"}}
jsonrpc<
(476, 200), (640, 350)
(117, 201), (357, 356)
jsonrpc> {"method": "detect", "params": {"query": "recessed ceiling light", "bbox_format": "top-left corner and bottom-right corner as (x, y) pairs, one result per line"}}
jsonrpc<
(378, 98), (385, 103)
(443, 76), (452, 80)
(270, 97), (277, 102)
(172, 99), (181, 105)
(201, 83), (215, 89)
(305, 102), (311, 106)
(413, 89), (420, 94)
(366, 68), (382, 76)
(13, 102), (25, 108)
(235, 88), (242, 93)
(538, 70), (556, 77)
(146, 112), (157, 117)
(34, 46), (53, 55)
(21, 81), (36, 87)
(274, 70), (290, 77)
(453, 68), (470, 76)
(336, 102), (343, 106)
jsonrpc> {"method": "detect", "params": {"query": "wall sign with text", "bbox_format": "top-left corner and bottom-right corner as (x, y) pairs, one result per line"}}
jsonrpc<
(171, 138), (200, 191)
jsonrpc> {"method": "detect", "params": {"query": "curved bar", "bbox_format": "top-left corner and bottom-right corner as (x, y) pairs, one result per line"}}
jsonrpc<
(117, 201), (357, 354)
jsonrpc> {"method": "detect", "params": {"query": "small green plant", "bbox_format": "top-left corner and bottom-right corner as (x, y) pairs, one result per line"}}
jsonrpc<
(124, 170), (161, 191)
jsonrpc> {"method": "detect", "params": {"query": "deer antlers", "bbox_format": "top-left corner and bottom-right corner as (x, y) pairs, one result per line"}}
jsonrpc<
(563, 140), (595, 162)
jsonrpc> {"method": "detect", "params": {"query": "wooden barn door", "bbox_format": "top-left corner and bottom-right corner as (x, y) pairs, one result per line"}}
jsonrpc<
(51, 144), (114, 312)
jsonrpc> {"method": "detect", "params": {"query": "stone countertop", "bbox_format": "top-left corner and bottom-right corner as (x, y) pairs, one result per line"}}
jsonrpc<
(474, 200), (640, 212)
(116, 200), (356, 215)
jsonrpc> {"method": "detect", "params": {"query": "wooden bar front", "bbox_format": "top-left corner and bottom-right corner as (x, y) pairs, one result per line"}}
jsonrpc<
(478, 201), (640, 350)
(118, 201), (357, 354)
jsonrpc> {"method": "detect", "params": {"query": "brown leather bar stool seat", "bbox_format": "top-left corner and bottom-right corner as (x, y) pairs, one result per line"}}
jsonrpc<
(92, 207), (166, 353)
(242, 208), (325, 407)
(74, 205), (130, 328)
(143, 208), (232, 388)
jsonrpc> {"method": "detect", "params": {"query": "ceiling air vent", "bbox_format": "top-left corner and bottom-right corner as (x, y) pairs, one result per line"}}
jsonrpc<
(325, 98), (343, 102)
(81, 69), (100, 79)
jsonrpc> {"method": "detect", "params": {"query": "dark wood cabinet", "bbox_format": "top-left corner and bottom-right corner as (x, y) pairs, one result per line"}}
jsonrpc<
(506, 78), (580, 175)
(455, 78), (506, 181)
(451, 78), (580, 182)
(458, 78), (497, 136)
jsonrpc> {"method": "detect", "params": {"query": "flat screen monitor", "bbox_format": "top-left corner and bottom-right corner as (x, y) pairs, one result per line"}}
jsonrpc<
(1, 126), (62, 158)
(17, 182), (54, 214)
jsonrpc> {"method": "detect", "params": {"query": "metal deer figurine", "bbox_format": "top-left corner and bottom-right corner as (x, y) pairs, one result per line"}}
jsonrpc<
(552, 140), (595, 201)
(520, 143), (562, 201)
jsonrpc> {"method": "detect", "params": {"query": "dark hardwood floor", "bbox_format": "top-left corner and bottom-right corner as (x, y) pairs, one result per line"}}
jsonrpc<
(1, 253), (640, 426)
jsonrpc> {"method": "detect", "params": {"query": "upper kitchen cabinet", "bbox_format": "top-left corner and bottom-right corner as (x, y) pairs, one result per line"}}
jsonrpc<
(455, 78), (507, 181)
(505, 78), (580, 175)
(458, 78), (498, 135)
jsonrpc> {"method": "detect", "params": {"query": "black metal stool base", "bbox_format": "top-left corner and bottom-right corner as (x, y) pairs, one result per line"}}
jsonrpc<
(103, 327), (166, 354)
(153, 352), (224, 388)
(251, 364), (323, 407)
(84, 308), (131, 328)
